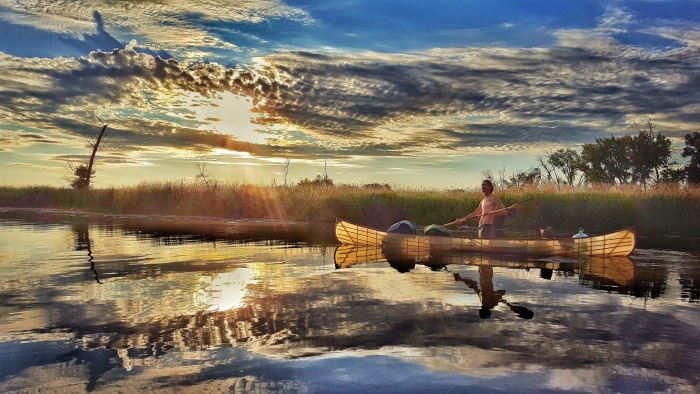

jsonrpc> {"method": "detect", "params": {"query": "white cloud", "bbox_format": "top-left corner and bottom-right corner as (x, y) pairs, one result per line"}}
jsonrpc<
(0, 0), (314, 51)
(598, 6), (634, 28)
(646, 25), (700, 48)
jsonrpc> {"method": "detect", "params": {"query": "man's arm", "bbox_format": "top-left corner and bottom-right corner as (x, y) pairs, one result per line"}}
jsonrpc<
(493, 196), (506, 215)
(470, 203), (483, 217)
(456, 202), (482, 225)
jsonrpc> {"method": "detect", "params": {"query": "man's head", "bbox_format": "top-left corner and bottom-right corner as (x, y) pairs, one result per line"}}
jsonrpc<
(479, 307), (491, 319)
(481, 180), (495, 195)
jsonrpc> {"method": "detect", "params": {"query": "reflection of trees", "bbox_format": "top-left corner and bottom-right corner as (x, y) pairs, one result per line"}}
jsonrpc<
(73, 220), (102, 284)
(680, 270), (700, 303)
(578, 263), (669, 300)
(116, 219), (336, 246)
(626, 267), (667, 299)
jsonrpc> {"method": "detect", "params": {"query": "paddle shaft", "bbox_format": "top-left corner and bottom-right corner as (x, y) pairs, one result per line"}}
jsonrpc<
(443, 199), (533, 227)
(443, 207), (508, 227)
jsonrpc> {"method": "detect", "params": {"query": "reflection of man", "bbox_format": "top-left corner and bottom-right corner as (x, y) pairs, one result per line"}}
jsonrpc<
(454, 267), (504, 319)
(454, 266), (533, 320)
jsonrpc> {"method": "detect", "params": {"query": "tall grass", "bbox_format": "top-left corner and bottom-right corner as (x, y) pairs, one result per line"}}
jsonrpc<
(0, 182), (698, 237)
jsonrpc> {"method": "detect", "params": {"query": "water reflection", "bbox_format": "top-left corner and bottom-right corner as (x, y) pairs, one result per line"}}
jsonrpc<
(335, 244), (640, 293)
(73, 220), (102, 284)
(1, 211), (700, 392)
(453, 267), (532, 320)
(335, 245), (649, 321)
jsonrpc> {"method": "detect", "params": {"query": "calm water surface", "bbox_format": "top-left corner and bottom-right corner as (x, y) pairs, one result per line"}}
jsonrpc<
(0, 210), (699, 393)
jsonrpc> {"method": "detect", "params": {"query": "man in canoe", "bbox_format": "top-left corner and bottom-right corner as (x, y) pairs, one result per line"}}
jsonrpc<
(454, 180), (506, 238)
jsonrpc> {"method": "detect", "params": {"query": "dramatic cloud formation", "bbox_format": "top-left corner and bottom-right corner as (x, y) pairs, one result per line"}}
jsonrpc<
(0, 0), (312, 52)
(1, 1), (699, 187)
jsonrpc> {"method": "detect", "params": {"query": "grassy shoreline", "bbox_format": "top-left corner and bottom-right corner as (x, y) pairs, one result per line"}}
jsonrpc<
(1, 182), (699, 238)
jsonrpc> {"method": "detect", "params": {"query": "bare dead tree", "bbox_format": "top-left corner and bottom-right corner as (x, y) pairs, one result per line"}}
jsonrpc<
(282, 157), (291, 186)
(535, 153), (557, 184)
(497, 166), (508, 189)
(194, 162), (214, 187)
(85, 117), (108, 188)
(70, 116), (108, 189)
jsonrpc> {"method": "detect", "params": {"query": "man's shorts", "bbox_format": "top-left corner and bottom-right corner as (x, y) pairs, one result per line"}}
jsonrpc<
(478, 224), (495, 238)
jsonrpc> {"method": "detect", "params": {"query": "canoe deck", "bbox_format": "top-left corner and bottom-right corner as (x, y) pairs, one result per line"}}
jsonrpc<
(335, 219), (636, 258)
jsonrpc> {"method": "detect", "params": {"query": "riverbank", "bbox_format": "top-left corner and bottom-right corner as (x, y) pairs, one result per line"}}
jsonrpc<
(1, 182), (699, 238)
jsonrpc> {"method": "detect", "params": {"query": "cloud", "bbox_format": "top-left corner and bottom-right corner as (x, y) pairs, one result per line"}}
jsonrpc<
(599, 6), (634, 28)
(233, 38), (699, 146)
(1, 17), (699, 163)
(0, 0), (313, 54)
(648, 25), (700, 48)
(49, 153), (150, 167)
(0, 130), (63, 148)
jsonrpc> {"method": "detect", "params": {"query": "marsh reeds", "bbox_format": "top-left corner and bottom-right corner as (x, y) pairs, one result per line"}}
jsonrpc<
(0, 182), (698, 237)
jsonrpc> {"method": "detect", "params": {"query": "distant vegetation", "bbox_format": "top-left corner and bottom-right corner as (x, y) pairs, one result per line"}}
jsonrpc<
(1, 182), (699, 239)
(487, 122), (700, 189)
(2, 119), (696, 239)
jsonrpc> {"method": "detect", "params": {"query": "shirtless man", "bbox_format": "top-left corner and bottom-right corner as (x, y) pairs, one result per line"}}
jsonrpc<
(455, 180), (506, 238)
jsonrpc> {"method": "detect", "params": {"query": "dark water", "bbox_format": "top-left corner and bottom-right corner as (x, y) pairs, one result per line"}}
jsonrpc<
(0, 210), (699, 393)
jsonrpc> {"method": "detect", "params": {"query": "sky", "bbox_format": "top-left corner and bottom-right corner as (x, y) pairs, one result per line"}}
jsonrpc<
(0, 0), (699, 189)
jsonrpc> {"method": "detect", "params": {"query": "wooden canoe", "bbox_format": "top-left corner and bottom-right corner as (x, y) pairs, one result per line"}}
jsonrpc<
(335, 219), (636, 258)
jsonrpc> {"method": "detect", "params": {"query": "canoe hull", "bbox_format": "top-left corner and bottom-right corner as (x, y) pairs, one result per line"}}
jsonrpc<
(335, 219), (636, 258)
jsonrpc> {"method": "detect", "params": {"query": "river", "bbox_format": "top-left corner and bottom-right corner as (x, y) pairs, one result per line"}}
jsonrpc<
(0, 209), (698, 393)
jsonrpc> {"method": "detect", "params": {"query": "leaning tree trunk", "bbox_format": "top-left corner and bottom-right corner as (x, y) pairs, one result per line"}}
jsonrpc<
(85, 124), (107, 189)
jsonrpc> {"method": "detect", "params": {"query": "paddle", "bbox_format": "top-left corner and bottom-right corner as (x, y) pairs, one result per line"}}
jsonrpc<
(443, 198), (536, 228)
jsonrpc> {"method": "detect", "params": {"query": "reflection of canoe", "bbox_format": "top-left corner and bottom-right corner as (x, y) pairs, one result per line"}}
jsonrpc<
(578, 257), (636, 289)
(334, 244), (635, 288)
(334, 244), (386, 269)
(335, 219), (636, 257)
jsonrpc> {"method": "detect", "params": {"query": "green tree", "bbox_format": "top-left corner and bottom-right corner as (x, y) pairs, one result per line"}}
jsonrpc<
(298, 174), (334, 187)
(628, 119), (673, 186)
(578, 124), (676, 186)
(506, 168), (542, 187)
(546, 148), (582, 186)
(69, 164), (95, 189)
(580, 135), (631, 184)
(660, 166), (686, 184)
(682, 131), (700, 184)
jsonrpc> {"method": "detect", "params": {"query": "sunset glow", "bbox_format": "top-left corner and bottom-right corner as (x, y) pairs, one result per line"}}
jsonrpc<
(1, 1), (699, 188)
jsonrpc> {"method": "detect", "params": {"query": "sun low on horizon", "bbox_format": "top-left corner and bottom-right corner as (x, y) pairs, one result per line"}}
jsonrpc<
(1, 1), (699, 189)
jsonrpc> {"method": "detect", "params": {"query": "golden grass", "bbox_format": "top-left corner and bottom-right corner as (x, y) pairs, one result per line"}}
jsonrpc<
(1, 182), (698, 237)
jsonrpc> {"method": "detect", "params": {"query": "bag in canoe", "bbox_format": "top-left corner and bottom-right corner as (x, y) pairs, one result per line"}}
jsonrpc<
(423, 224), (451, 237)
(387, 220), (417, 234)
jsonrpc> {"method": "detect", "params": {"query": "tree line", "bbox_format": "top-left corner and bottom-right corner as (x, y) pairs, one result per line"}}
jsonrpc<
(487, 120), (700, 188)
(68, 117), (699, 190)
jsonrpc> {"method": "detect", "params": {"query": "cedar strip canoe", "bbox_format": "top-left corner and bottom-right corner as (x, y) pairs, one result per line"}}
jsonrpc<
(334, 219), (636, 258)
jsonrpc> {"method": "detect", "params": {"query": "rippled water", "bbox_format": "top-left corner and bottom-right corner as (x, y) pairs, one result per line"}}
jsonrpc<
(0, 210), (699, 393)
